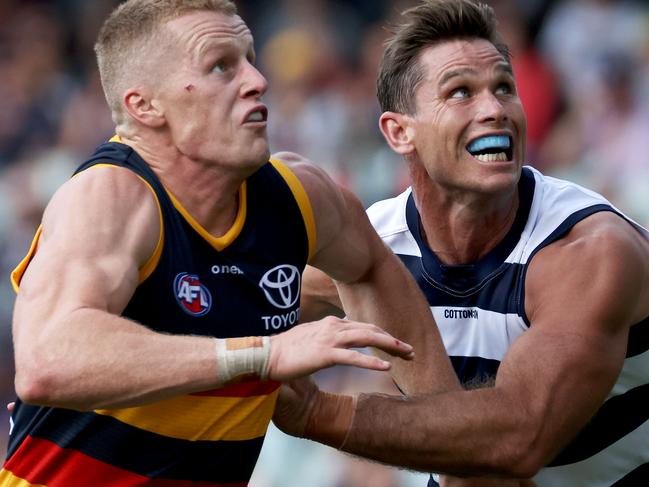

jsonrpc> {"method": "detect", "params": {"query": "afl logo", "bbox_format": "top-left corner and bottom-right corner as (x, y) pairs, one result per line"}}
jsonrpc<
(174, 273), (212, 317)
(259, 265), (300, 309)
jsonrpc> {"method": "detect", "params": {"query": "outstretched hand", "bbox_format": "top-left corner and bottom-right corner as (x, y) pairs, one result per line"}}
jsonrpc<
(267, 316), (413, 382)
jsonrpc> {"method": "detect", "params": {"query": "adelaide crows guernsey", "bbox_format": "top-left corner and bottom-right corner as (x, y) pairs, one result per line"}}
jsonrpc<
(2, 140), (316, 486)
(367, 166), (649, 487)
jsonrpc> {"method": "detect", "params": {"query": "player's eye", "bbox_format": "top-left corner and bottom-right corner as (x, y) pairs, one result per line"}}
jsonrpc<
(495, 82), (514, 95)
(211, 61), (227, 74)
(450, 87), (470, 99)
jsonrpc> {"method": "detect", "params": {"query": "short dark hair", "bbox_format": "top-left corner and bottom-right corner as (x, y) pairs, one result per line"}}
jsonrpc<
(377, 0), (509, 114)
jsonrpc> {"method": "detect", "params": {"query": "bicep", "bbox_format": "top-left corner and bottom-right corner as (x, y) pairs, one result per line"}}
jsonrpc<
(13, 167), (159, 341)
(496, 222), (641, 458)
(299, 265), (344, 322)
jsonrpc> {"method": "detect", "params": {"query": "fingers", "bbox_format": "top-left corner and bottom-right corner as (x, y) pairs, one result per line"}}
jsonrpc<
(324, 319), (414, 359)
(332, 326), (415, 359)
(267, 317), (415, 381)
(330, 349), (391, 371)
(7, 402), (15, 413)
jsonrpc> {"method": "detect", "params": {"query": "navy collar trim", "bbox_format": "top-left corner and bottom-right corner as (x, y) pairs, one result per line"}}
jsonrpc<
(405, 167), (536, 292)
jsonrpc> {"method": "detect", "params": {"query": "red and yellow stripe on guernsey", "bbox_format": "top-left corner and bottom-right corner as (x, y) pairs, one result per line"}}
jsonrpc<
(2, 381), (279, 486)
(93, 381), (279, 442)
(1, 438), (246, 486)
(0, 468), (45, 487)
(2, 438), (157, 486)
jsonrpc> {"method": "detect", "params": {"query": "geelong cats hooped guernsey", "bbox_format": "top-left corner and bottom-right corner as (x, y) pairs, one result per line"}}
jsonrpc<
(367, 167), (649, 487)
(2, 140), (316, 486)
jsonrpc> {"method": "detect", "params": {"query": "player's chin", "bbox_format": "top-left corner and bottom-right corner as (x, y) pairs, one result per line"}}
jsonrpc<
(252, 145), (271, 165)
(478, 171), (520, 195)
(252, 138), (271, 163)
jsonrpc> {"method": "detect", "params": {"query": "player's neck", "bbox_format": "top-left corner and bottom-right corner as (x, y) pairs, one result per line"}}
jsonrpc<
(413, 184), (519, 266)
(119, 135), (246, 239)
(158, 163), (244, 239)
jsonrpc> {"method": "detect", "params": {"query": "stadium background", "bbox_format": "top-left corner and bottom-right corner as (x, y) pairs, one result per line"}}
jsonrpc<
(1, 0), (648, 485)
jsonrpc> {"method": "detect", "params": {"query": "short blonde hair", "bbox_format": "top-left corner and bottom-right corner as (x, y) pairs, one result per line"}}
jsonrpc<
(95, 0), (237, 122)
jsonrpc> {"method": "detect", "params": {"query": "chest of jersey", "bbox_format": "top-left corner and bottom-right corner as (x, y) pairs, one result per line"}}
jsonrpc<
(122, 167), (309, 340)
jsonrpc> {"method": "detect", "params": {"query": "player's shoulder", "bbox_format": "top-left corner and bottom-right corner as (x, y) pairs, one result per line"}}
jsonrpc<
(526, 166), (612, 222)
(271, 152), (316, 174)
(270, 151), (356, 209)
(270, 152), (333, 190)
(49, 163), (155, 214)
(366, 187), (412, 238)
(41, 162), (160, 249)
(534, 209), (648, 270)
(566, 211), (649, 274)
(529, 211), (649, 322)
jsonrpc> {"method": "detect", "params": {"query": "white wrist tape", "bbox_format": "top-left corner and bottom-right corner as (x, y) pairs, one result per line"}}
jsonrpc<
(214, 336), (271, 385)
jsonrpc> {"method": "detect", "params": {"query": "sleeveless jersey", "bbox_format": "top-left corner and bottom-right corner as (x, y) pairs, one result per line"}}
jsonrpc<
(366, 166), (649, 487)
(1, 140), (316, 486)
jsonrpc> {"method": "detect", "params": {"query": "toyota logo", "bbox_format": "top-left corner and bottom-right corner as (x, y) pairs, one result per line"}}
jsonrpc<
(259, 265), (301, 309)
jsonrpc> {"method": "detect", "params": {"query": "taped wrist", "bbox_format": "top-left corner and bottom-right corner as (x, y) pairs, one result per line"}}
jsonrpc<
(304, 392), (357, 450)
(214, 336), (270, 385)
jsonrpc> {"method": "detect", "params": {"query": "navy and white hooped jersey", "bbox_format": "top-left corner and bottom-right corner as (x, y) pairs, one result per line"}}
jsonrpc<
(2, 140), (316, 486)
(367, 166), (649, 487)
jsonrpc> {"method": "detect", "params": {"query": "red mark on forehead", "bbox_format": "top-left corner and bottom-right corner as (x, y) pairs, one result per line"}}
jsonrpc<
(185, 84), (194, 92)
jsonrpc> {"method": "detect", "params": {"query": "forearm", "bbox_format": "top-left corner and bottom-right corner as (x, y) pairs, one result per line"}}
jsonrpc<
(344, 390), (523, 475)
(15, 307), (415, 411)
(14, 308), (226, 410)
(336, 251), (459, 395)
(305, 387), (536, 478)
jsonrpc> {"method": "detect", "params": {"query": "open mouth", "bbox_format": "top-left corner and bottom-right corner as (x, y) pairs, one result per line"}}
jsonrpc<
(244, 107), (268, 124)
(466, 135), (513, 162)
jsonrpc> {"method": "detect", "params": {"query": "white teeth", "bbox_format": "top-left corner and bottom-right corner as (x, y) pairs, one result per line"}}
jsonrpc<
(247, 111), (263, 122)
(474, 152), (508, 162)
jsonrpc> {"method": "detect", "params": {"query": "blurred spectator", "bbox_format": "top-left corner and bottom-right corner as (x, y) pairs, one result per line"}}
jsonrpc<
(541, 52), (649, 224)
(0, 3), (76, 167)
(539, 0), (649, 101)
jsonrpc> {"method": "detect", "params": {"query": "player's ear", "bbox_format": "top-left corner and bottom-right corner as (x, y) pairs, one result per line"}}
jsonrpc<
(379, 111), (415, 156)
(123, 88), (165, 128)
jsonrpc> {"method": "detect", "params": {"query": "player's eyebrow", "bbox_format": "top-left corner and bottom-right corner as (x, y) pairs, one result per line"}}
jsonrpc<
(439, 62), (513, 87)
(439, 67), (476, 87)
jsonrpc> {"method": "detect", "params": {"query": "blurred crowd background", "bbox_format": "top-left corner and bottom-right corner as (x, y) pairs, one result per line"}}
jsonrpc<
(1, 0), (648, 485)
